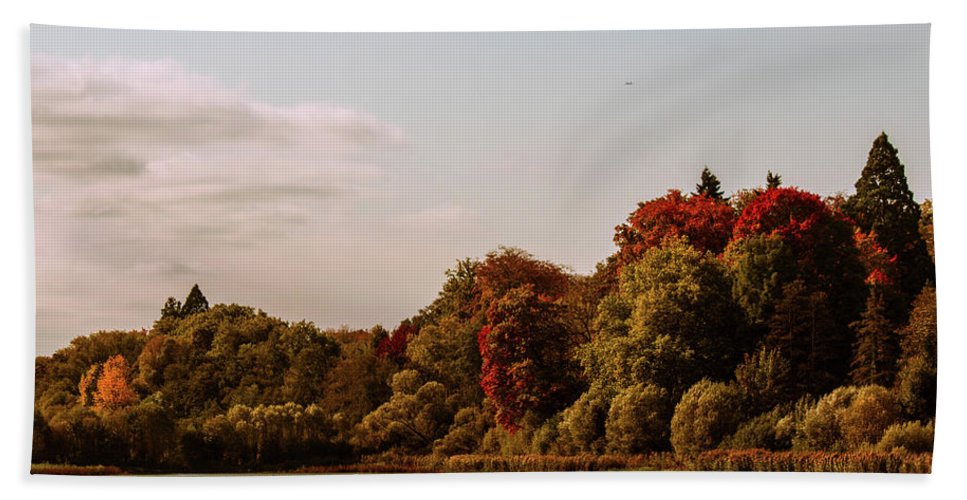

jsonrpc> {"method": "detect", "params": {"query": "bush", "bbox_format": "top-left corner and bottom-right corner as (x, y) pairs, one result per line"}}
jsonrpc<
(605, 384), (671, 453)
(719, 407), (784, 451)
(555, 387), (611, 454)
(800, 385), (899, 451)
(877, 421), (934, 453)
(840, 385), (899, 449)
(670, 379), (745, 456)
(433, 404), (495, 456)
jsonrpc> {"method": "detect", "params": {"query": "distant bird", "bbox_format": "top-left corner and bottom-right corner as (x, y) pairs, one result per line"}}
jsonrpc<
(625, 81), (634, 85)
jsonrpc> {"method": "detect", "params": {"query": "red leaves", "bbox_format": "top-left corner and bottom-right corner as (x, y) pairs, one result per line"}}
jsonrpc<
(731, 187), (856, 267)
(474, 248), (569, 311)
(478, 286), (577, 432)
(854, 229), (899, 287)
(376, 320), (417, 365)
(614, 190), (736, 265)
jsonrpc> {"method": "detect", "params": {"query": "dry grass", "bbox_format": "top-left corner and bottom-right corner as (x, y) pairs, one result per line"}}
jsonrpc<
(33, 450), (932, 475)
(689, 450), (932, 473)
(31, 464), (126, 476)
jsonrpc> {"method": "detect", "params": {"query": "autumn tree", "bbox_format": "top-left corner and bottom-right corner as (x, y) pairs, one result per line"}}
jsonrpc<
(614, 190), (736, 265)
(479, 285), (581, 432)
(843, 133), (933, 308)
(375, 320), (417, 366)
(733, 347), (792, 414)
(93, 355), (138, 411)
(77, 364), (101, 407)
(731, 187), (867, 381)
(474, 247), (569, 310)
(695, 166), (725, 200)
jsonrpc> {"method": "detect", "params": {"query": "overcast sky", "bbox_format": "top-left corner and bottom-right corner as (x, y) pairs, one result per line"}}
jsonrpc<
(31, 24), (931, 355)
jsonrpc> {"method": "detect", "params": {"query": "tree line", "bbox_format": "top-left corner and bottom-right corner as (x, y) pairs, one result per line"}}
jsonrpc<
(32, 132), (936, 472)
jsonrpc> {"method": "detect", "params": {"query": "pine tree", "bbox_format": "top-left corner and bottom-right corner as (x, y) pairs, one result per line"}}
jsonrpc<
(766, 170), (782, 189)
(694, 166), (725, 200)
(849, 290), (898, 386)
(765, 280), (842, 396)
(844, 133), (933, 307)
(180, 284), (209, 316)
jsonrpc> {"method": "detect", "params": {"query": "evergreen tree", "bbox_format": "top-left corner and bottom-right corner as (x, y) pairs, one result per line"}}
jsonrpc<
(849, 290), (898, 386)
(765, 280), (842, 396)
(766, 170), (782, 189)
(844, 133), (933, 306)
(161, 297), (183, 319)
(694, 166), (725, 200)
(181, 284), (209, 316)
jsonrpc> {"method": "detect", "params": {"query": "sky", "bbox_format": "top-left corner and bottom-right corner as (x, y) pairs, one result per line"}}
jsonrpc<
(30, 24), (931, 356)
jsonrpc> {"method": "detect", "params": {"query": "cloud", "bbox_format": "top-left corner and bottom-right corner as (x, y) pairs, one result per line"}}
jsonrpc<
(31, 54), (411, 351)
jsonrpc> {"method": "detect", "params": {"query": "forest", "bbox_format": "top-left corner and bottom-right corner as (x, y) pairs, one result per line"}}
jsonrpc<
(31, 133), (936, 473)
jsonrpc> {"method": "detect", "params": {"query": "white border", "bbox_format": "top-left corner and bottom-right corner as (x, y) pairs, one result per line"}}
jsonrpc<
(3, 1), (965, 499)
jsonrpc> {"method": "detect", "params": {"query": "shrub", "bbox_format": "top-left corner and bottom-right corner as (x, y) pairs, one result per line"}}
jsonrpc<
(719, 407), (785, 451)
(670, 379), (745, 456)
(877, 421), (934, 453)
(433, 404), (495, 456)
(840, 385), (900, 449)
(555, 387), (611, 454)
(800, 385), (899, 451)
(605, 384), (671, 453)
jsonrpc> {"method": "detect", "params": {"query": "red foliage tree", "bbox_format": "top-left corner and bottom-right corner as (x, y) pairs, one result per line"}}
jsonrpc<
(614, 190), (736, 265)
(477, 285), (580, 432)
(473, 247), (569, 310)
(732, 188), (861, 275)
(732, 187), (867, 385)
(854, 229), (899, 288)
(375, 320), (418, 365)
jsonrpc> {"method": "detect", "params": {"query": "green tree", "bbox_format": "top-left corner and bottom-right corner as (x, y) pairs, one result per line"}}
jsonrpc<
(920, 199), (934, 263)
(555, 386), (612, 454)
(766, 170), (782, 189)
(161, 297), (183, 319)
(849, 290), (898, 386)
(843, 132), (933, 308)
(695, 166), (725, 200)
(351, 370), (453, 453)
(406, 315), (483, 407)
(181, 284), (210, 316)
(733, 347), (792, 414)
(765, 280), (842, 396)
(581, 238), (745, 398)
(725, 234), (797, 327)
(895, 286), (937, 421)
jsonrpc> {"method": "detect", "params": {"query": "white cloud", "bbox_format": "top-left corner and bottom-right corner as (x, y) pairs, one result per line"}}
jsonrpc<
(31, 54), (411, 351)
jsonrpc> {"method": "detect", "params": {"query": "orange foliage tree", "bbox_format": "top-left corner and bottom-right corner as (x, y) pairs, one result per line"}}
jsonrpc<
(94, 355), (139, 411)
